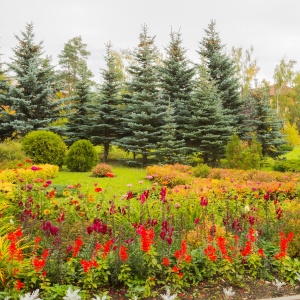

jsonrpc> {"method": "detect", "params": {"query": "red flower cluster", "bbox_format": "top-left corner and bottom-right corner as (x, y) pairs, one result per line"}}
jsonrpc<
(106, 172), (114, 178)
(33, 249), (50, 272)
(119, 245), (129, 262)
(174, 240), (192, 263)
(241, 241), (252, 257)
(137, 226), (155, 253)
(15, 279), (25, 291)
(102, 240), (114, 259)
(162, 257), (170, 266)
(80, 259), (98, 273)
(8, 227), (23, 261)
(72, 236), (84, 258)
(217, 236), (231, 262)
(274, 232), (294, 260)
(204, 244), (217, 261)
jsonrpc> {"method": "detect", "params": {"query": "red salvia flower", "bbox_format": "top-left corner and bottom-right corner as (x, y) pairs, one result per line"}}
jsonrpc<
(246, 228), (257, 243)
(15, 279), (24, 291)
(217, 236), (231, 262)
(274, 232), (294, 260)
(172, 266), (180, 273)
(33, 258), (47, 272)
(204, 245), (217, 262)
(119, 245), (129, 262)
(162, 257), (170, 266)
(137, 226), (155, 253)
(257, 248), (264, 257)
(241, 241), (252, 257)
(80, 259), (98, 273)
(102, 240), (114, 259)
(72, 236), (84, 258)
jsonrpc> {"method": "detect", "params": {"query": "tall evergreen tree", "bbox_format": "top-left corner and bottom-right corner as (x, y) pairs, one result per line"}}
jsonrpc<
(157, 102), (189, 164)
(58, 36), (94, 95)
(115, 25), (163, 166)
(0, 23), (65, 139)
(87, 42), (122, 162)
(160, 30), (195, 140)
(64, 80), (92, 145)
(185, 64), (232, 165)
(199, 20), (245, 135)
(0, 56), (14, 140)
(251, 87), (286, 157)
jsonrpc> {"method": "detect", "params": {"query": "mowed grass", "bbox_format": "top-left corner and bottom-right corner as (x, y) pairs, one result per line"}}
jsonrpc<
(282, 145), (300, 160)
(52, 164), (149, 200)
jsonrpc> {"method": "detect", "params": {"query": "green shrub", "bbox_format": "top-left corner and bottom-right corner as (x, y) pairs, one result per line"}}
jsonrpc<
(225, 134), (263, 170)
(65, 140), (98, 172)
(273, 159), (300, 172)
(91, 163), (113, 177)
(22, 131), (67, 167)
(0, 139), (27, 169)
(193, 164), (211, 178)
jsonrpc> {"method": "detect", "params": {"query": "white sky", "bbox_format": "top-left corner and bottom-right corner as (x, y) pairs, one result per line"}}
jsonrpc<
(1, 0), (300, 83)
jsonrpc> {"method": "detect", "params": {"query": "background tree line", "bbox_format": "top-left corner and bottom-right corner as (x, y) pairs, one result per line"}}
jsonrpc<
(1, 21), (298, 166)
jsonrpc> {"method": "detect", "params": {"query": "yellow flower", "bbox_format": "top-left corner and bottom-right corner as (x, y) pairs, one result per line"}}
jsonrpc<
(52, 200), (58, 205)
(88, 194), (95, 202)
(62, 190), (71, 197)
(43, 209), (50, 215)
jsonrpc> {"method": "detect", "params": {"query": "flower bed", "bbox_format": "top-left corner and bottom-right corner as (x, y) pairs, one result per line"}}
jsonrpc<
(1, 163), (300, 299)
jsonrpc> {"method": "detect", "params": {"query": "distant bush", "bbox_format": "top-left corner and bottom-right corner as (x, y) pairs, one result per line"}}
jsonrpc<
(0, 139), (27, 169)
(91, 163), (113, 177)
(273, 159), (300, 172)
(22, 131), (67, 167)
(225, 134), (263, 170)
(65, 140), (98, 172)
(146, 164), (193, 187)
(193, 164), (211, 178)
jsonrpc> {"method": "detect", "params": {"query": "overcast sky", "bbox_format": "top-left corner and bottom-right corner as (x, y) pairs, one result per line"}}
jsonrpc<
(1, 0), (300, 83)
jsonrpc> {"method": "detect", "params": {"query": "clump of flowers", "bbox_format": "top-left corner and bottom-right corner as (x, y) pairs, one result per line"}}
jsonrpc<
(91, 163), (113, 178)
(137, 225), (155, 252)
(274, 232), (294, 259)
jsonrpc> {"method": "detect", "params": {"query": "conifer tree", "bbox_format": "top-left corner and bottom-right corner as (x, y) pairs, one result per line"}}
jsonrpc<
(185, 64), (232, 166)
(64, 80), (92, 145)
(87, 42), (122, 162)
(251, 87), (286, 157)
(0, 56), (14, 140)
(199, 20), (245, 135)
(0, 23), (65, 138)
(157, 102), (189, 164)
(160, 30), (195, 140)
(116, 25), (163, 166)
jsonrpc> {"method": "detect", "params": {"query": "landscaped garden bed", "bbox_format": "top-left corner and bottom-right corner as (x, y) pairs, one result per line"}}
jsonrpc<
(1, 161), (300, 299)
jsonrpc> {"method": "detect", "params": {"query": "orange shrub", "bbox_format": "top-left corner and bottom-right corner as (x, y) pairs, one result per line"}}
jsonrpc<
(146, 164), (193, 187)
(91, 163), (113, 177)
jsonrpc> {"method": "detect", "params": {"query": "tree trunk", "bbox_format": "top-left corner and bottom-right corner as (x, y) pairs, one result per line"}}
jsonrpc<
(103, 143), (109, 163)
(142, 153), (147, 166)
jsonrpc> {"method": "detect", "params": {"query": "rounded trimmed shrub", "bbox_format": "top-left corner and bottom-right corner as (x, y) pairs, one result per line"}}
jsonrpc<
(65, 139), (98, 172)
(193, 164), (212, 178)
(91, 163), (113, 177)
(22, 130), (67, 167)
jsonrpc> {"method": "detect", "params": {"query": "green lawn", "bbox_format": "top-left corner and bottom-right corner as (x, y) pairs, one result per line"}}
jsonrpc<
(52, 164), (149, 199)
(281, 145), (300, 160)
